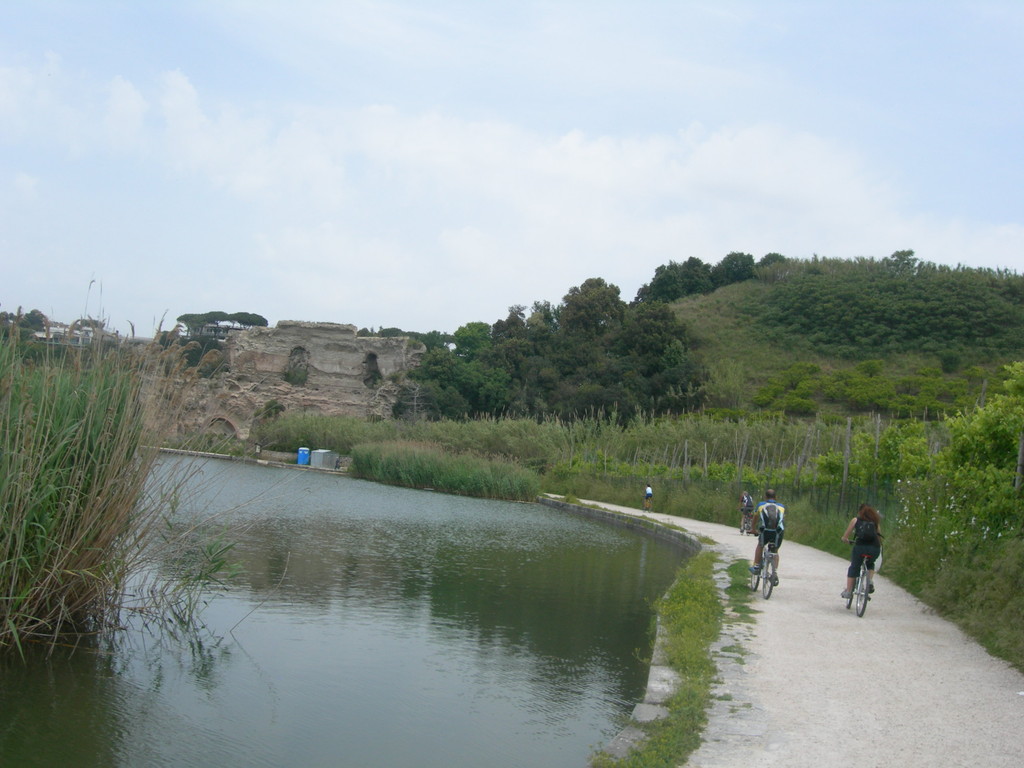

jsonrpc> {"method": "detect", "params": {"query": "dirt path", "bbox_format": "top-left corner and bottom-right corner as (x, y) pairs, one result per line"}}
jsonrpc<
(580, 500), (1024, 768)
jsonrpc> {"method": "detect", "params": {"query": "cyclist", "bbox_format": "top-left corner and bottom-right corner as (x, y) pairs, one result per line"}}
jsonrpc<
(840, 503), (883, 599)
(739, 490), (754, 534)
(643, 483), (653, 511)
(748, 489), (786, 585)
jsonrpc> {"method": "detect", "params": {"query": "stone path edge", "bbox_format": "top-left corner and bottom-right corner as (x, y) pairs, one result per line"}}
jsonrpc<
(537, 497), (747, 765)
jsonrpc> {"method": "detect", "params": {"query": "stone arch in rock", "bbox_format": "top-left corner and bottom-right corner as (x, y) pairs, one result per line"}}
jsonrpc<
(362, 352), (382, 387)
(284, 346), (310, 386)
(206, 416), (238, 438)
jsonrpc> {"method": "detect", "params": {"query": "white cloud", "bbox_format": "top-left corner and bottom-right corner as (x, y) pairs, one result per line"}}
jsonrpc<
(104, 75), (149, 152)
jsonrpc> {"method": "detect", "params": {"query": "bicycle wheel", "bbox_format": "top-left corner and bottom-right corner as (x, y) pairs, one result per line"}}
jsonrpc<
(762, 553), (775, 599)
(855, 562), (869, 617)
(749, 568), (761, 592)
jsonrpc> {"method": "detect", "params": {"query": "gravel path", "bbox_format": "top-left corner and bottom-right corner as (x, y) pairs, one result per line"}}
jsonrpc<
(581, 501), (1024, 768)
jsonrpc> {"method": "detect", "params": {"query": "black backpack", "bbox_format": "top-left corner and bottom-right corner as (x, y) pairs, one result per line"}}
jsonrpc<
(762, 503), (779, 529)
(856, 519), (879, 545)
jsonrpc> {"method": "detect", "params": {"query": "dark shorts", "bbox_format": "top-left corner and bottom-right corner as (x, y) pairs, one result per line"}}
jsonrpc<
(759, 529), (784, 549)
(848, 543), (881, 578)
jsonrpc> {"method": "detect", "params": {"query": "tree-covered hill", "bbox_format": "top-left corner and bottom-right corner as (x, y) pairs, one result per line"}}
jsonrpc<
(674, 252), (1024, 416)
(387, 250), (1024, 420)
(753, 251), (1024, 361)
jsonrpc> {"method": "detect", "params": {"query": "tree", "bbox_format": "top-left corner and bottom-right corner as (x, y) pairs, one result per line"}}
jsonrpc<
(560, 278), (625, 338)
(491, 306), (527, 343)
(20, 309), (47, 332)
(636, 258), (712, 303)
(759, 252), (787, 268)
(453, 322), (492, 361)
(619, 302), (689, 376)
(883, 249), (919, 278)
(229, 312), (269, 328)
(176, 314), (205, 336)
(711, 251), (756, 288)
(176, 311), (268, 335)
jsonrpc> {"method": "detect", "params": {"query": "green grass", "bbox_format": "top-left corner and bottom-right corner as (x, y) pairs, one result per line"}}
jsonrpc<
(591, 550), (723, 767)
(724, 559), (759, 625)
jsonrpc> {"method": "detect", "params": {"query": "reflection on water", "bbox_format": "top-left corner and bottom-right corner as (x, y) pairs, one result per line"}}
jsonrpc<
(0, 456), (687, 768)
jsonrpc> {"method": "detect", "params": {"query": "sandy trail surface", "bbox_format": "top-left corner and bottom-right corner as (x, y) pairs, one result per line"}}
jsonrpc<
(581, 500), (1024, 768)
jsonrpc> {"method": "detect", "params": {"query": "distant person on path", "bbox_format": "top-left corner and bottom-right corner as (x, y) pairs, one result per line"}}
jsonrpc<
(643, 483), (653, 510)
(749, 489), (786, 584)
(840, 503), (883, 598)
(739, 490), (754, 534)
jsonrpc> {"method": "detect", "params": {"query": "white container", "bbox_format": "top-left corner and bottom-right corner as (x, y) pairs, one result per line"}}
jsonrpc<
(310, 449), (339, 469)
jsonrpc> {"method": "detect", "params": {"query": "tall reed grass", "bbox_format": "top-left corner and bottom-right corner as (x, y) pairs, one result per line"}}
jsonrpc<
(349, 442), (540, 501)
(253, 413), (566, 469)
(0, 337), (209, 652)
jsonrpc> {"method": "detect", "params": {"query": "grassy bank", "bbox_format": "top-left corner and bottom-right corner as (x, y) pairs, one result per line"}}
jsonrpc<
(591, 552), (754, 767)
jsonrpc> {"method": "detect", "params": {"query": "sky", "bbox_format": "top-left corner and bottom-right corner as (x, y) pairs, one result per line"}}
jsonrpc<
(2, 1), (1023, 337)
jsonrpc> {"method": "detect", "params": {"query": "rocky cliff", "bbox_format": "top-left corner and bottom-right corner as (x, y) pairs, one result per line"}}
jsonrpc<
(177, 321), (425, 439)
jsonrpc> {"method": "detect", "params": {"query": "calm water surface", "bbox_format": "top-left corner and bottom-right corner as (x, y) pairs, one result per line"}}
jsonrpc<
(0, 457), (687, 767)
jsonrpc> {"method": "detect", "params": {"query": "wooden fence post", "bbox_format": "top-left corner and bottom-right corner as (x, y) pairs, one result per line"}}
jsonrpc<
(1016, 429), (1024, 492)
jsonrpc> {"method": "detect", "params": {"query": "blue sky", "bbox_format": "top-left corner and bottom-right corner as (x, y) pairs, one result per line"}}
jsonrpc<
(2, 1), (1022, 336)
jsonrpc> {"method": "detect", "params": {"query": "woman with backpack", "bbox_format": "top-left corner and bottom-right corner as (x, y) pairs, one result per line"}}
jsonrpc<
(840, 503), (883, 599)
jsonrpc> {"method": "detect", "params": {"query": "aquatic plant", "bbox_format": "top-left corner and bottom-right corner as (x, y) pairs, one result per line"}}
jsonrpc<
(0, 335), (216, 652)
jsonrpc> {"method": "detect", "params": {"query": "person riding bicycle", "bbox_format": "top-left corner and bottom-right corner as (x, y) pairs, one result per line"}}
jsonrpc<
(643, 483), (653, 511)
(840, 503), (883, 599)
(739, 490), (754, 534)
(748, 490), (786, 585)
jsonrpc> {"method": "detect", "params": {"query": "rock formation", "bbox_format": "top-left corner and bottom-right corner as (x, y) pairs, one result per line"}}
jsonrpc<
(176, 321), (425, 439)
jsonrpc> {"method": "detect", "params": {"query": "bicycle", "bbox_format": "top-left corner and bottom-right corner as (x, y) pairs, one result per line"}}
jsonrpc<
(846, 552), (873, 617)
(749, 541), (778, 599)
(740, 509), (754, 535)
(760, 542), (778, 599)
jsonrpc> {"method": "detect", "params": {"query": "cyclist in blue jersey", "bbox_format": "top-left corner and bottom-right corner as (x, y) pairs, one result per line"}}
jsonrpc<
(748, 489), (786, 586)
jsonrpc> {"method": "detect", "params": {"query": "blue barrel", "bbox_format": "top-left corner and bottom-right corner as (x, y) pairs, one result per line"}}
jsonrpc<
(297, 447), (310, 465)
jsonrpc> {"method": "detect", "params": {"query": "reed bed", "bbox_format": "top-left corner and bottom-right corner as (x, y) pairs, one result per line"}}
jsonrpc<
(0, 338), (205, 652)
(256, 411), (947, 493)
(253, 413), (566, 469)
(349, 442), (540, 501)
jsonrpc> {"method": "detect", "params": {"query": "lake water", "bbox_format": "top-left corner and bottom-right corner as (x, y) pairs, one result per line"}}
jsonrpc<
(0, 457), (687, 767)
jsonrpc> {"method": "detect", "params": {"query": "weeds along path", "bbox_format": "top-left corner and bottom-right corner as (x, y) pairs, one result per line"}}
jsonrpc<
(578, 500), (1024, 768)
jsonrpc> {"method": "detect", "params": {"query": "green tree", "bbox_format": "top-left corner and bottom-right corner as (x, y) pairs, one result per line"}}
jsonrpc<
(711, 251), (755, 288)
(759, 252), (787, 268)
(229, 312), (269, 328)
(453, 322), (492, 361)
(560, 278), (625, 338)
(636, 258), (712, 303)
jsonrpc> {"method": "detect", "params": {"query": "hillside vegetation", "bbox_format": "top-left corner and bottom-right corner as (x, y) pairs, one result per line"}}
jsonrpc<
(387, 250), (1023, 421)
(678, 253), (1023, 416)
